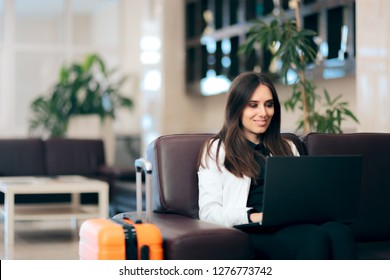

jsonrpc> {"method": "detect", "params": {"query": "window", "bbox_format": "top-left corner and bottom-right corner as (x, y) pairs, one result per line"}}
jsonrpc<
(72, 0), (121, 49)
(185, 0), (356, 96)
(0, 0), (4, 43)
(0, 0), (123, 136)
(15, 0), (65, 45)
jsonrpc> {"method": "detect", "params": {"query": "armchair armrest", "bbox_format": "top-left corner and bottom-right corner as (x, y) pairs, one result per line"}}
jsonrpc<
(115, 212), (254, 260)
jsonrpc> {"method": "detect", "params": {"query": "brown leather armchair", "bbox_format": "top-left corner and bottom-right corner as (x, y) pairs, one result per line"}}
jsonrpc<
(117, 133), (305, 260)
(117, 133), (252, 259)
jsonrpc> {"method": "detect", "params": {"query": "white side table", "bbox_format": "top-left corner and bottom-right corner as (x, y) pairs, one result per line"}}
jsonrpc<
(0, 176), (109, 247)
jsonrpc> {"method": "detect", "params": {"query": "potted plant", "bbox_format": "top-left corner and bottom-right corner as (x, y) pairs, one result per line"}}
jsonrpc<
(239, 1), (358, 133)
(29, 53), (133, 137)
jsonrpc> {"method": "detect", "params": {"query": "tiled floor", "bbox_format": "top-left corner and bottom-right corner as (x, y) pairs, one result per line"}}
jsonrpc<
(0, 217), (82, 260)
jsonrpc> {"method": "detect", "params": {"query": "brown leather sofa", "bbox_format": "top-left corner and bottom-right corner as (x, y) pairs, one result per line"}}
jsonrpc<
(144, 133), (252, 259)
(302, 133), (390, 260)
(118, 132), (390, 260)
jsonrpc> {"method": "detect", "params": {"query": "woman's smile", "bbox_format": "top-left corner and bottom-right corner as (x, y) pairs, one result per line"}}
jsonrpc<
(241, 84), (274, 143)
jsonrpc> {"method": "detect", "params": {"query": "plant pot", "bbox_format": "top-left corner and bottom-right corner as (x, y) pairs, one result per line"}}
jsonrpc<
(66, 115), (115, 165)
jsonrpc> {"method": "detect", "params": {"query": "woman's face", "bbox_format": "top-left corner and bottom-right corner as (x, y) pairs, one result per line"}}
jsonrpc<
(241, 83), (274, 144)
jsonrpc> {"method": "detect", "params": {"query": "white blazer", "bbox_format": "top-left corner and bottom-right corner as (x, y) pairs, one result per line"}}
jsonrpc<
(198, 139), (300, 227)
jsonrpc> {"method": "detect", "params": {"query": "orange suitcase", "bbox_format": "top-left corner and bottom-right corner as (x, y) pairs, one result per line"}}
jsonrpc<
(79, 158), (163, 260)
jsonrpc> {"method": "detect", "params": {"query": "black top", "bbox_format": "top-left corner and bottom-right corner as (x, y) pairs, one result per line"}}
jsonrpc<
(246, 141), (270, 213)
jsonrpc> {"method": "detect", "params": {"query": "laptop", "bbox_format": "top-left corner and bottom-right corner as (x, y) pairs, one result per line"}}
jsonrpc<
(234, 155), (363, 230)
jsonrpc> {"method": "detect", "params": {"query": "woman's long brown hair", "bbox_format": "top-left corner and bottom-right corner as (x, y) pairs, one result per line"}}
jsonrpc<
(198, 71), (294, 179)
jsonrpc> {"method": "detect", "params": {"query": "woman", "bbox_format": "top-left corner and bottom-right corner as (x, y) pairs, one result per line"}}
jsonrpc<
(197, 71), (356, 259)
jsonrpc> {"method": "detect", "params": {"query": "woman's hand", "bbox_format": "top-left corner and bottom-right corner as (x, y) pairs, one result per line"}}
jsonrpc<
(249, 212), (263, 223)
